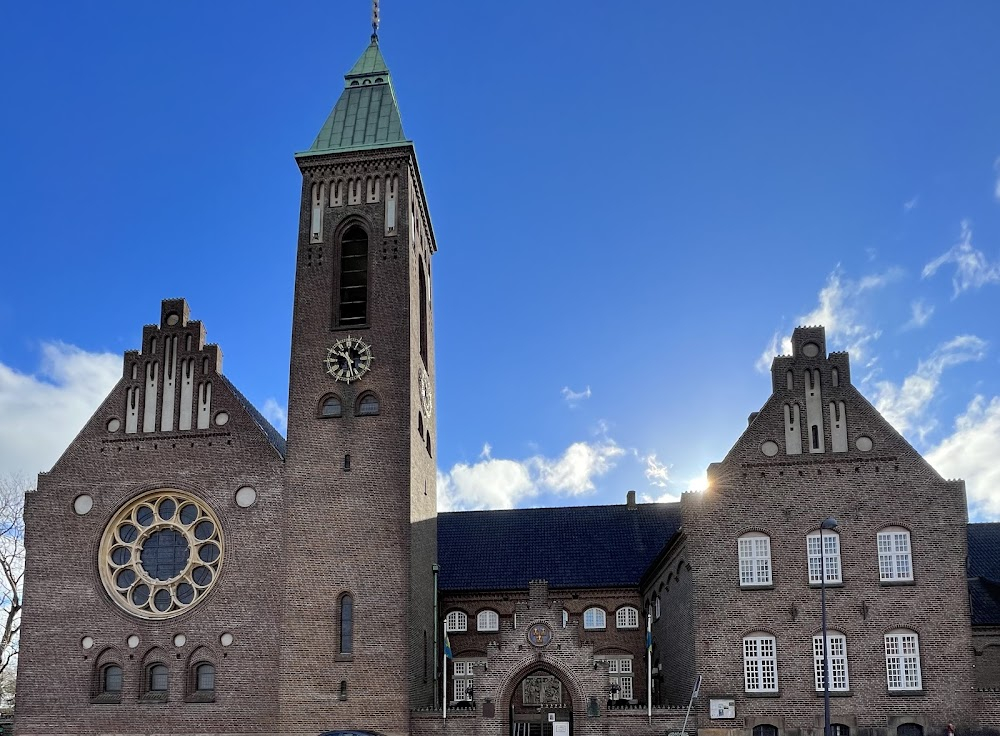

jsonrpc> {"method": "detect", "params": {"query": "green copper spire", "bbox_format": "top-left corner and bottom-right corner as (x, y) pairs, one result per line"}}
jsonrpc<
(297, 37), (409, 157)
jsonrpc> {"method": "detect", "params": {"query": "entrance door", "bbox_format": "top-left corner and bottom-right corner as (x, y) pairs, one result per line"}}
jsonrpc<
(511, 714), (572, 736)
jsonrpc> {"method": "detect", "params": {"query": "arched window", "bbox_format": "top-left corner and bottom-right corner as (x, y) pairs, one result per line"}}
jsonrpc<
(885, 629), (921, 690)
(148, 663), (169, 692)
(806, 529), (842, 584)
(878, 526), (913, 582)
(897, 726), (923, 736)
(583, 607), (606, 630)
(832, 725), (850, 736)
(445, 610), (468, 632)
(812, 631), (850, 691)
(357, 393), (380, 416)
(319, 395), (342, 418)
(738, 532), (772, 586)
(418, 256), (428, 367)
(752, 726), (778, 736)
(477, 610), (499, 632)
(615, 606), (639, 629)
(195, 662), (215, 692)
(654, 594), (661, 620)
(103, 664), (123, 694)
(338, 225), (369, 327)
(340, 594), (353, 654)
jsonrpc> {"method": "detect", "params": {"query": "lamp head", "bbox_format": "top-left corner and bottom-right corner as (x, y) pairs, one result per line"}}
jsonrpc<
(821, 517), (839, 530)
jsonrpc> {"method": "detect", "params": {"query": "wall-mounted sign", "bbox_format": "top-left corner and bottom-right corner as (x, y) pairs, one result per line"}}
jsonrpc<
(527, 622), (553, 647)
(709, 698), (736, 718)
(553, 723), (570, 736)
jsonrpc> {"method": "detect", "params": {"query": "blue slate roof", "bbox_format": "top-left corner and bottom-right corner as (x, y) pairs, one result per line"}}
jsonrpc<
(437, 503), (682, 592)
(969, 523), (1000, 625)
(217, 374), (287, 459)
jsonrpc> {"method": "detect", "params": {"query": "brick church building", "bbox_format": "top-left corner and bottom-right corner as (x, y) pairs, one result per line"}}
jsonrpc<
(13, 25), (1000, 736)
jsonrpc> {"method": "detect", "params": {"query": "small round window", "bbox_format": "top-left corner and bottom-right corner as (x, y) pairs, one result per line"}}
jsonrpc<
(99, 489), (223, 620)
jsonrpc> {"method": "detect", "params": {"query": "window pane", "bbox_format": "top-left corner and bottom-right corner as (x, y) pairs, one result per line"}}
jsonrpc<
(150, 664), (168, 691)
(104, 665), (123, 693)
(196, 663), (215, 691)
(341, 595), (354, 654)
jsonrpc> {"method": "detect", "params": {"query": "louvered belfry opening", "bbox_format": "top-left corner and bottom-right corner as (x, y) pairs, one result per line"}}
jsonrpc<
(339, 225), (369, 326)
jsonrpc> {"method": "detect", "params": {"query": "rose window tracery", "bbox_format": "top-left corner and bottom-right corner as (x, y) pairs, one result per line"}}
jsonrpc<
(99, 490), (223, 619)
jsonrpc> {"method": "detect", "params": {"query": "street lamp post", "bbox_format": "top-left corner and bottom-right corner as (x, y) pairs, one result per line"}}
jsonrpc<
(819, 516), (838, 736)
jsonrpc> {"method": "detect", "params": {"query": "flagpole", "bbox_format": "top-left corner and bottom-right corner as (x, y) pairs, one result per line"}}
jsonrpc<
(647, 610), (652, 725)
(442, 619), (450, 720)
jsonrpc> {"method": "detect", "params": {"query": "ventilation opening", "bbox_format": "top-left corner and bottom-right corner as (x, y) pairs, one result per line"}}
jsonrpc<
(811, 425), (820, 449)
(339, 226), (369, 327)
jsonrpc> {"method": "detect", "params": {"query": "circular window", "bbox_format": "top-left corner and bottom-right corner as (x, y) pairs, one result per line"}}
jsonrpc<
(802, 342), (820, 358)
(73, 494), (94, 516)
(234, 486), (257, 508)
(760, 441), (779, 457)
(99, 490), (224, 620)
(214, 411), (230, 427)
(107, 418), (121, 433)
(127, 635), (140, 649)
(856, 435), (873, 452)
(81, 636), (94, 650)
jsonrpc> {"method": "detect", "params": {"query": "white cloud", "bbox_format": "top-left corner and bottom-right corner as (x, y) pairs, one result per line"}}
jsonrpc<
(640, 490), (680, 504)
(926, 395), (1000, 519)
(262, 398), (287, 433)
(643, 453), (670, 488)
(872, 335), (987, 439)
(0, 342), (121, 477)
(561, 385), (592, 406)
(922, 220), (1000, 297)
(902, 299), (934, 330)
(904, 195), (919, 212)
(756, 268), (897, 372)
(437, 439), (625, 511)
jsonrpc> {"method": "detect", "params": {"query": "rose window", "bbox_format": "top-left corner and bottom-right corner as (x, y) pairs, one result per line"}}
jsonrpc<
(99, 490), (223, 619)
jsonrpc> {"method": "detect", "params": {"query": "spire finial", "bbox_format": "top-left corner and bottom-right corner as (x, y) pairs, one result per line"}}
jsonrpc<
(371, 0), (380, 43)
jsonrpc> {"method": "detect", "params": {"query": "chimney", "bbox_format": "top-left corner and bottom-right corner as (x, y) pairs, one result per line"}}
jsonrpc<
(626, 490), (636, 509)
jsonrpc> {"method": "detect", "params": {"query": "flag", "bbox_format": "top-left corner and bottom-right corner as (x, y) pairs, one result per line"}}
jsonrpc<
(646, 613), (652, 653)
(444, 628), (453, 659)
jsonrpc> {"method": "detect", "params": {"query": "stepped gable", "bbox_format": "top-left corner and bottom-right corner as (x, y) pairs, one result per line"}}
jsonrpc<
(437, 501), (682, 591)
(969, 522), (1000, 625)
(713, 325), (958, 485)
(47, 298), (285, 476)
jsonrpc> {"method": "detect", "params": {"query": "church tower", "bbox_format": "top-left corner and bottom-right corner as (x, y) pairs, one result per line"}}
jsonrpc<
(279, 26), (438, 736)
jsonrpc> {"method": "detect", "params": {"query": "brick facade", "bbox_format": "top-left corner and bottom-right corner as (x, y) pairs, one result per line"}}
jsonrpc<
(12, 31), (1000, 736)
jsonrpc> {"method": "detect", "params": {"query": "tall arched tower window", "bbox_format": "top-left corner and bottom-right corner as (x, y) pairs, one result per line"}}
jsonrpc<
(339, 226), (369, 327)
(418, 256), (428, 367)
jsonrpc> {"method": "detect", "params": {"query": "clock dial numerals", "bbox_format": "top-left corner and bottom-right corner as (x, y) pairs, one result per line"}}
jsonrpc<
(324, 336), (374, 384)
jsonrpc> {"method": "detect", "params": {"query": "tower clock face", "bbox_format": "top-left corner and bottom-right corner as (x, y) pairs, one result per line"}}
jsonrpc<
(324, 336), (374, 383)
(419, 368), (433, 417)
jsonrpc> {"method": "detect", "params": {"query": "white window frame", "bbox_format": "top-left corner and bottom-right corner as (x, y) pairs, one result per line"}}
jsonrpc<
(562, 609), (569, 628)
(807, 529), (842, 584)
(454, 659), (474, 701)
(445, 610), (468, 632)
(476, 610), (499, 632)
(812, 632), (850, 692)
(583, 607), (606, 630)
(738, 533), (773, 586)
(597, 656), (634, 700)
(743, 634), (778, 693)
(878, 527), (913, 582)
(885, 629), (922, 691)
(615, 606), (639, 630)
(654, 594), (661, 620)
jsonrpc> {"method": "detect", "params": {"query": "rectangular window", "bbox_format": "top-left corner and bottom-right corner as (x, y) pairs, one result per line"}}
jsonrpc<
(812, 633), (849, 691)
(878, 529), (913, 582)
(885, 631), (922, 690)
(454, 660), (474, 701)
(743, 635), (778, 693)
(598, 657), (634, 701)
(807, 531), (842, 584)
(738, 535), (772, 586)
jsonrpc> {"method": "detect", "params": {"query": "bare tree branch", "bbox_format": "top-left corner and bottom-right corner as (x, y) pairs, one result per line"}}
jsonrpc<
(0, 473), (29, 703)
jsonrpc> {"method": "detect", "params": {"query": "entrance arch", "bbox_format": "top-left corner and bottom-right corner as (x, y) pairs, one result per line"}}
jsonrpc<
(500, 661), (578, 736)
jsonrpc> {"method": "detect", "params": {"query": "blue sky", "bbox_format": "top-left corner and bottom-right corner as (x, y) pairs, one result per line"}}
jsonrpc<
(2, 2), (1000, 518)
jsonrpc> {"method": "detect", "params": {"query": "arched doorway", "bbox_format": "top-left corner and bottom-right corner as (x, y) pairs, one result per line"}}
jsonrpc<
(510, 668), (573, 736)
